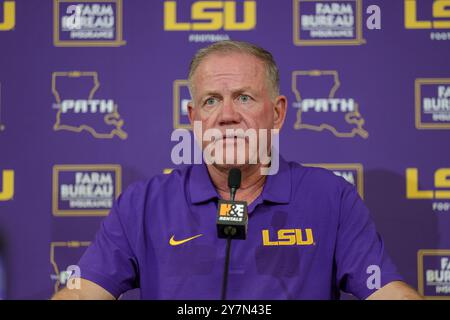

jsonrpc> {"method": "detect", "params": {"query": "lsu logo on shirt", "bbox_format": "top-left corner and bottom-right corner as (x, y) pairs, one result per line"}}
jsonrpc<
(0, 170), (14, 201)
(164, 0), (256, 31)
(262, 229), (314, 246)
(406, 168), (450, 212)
(0, 1), (15, 31)
(404, 0), (450, 41)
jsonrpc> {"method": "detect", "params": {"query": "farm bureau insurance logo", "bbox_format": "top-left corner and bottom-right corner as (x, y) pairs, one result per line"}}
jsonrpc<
(52, 164), (121, 216)
(405, 0), (450, 41)
(293, 0), (365, 46)
(50, 241), (90, 293)
(52, 71), (127, 139)
(53, 0), (125, 47)
(418, 250), (450, 299)
(173, 80), (191, 129)
(303, 163), (364, 198)
(292, 70), (368, 138)
(0, 1), (15, 31)
(406, 167), (450, 212)
(163, 0), (256, 43)
(415, 78), (450, 129)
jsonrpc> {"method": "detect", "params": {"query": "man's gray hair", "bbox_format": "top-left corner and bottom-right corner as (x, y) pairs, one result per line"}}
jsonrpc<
(188, 40), (280, 100)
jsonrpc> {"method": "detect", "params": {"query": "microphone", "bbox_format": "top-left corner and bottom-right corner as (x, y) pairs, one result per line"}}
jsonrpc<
(217, 168), (248, 300)
(216, 168), (248, 240)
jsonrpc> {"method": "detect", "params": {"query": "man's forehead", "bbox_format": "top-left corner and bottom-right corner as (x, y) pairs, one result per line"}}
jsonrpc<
(194, 52), (265, 80)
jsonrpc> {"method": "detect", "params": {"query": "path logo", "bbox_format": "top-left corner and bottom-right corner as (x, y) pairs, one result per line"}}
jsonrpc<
(173, 80), (192, 129)
(292, 70), (368, 138)
(50, 241), (90, 293)
(52, 71), (127, 139)
(293, 0), (365, 46)
(304, 163), (364, 198)
(0, 170), (14, 201)
(405, 0), (450, 41)
(418, 250), (450, 299)
(415, 78), (450, 129)
(163, 0), (256, 43)
(53, 0), (125, 47)
(0, 1), (15, 31)
(52, 164), (121, 216)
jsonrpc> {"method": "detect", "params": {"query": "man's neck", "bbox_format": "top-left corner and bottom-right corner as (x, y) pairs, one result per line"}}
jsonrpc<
(206, 164), (267, 205)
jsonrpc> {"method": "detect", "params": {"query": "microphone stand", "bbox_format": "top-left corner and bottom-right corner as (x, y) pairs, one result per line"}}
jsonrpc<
(221, 186), (237, 300)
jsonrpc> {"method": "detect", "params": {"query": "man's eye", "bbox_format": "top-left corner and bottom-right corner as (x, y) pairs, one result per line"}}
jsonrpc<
(205, 97), (217, 106)
(238, 95), (251, 103)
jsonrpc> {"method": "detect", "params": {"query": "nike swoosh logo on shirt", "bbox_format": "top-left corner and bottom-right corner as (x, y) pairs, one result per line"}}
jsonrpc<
(169, 234), (203, 246)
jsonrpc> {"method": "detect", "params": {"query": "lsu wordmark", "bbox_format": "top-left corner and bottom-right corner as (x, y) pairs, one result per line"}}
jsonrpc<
(163, 0), (256, 43)
(406, 167), (450, 212)
(405, 0), (450, 41)
(0, 169), (14, 201)
(0, 1), (15, 31)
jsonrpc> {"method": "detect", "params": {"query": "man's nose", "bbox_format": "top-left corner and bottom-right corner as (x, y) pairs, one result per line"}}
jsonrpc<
(218, 98), (241, 125)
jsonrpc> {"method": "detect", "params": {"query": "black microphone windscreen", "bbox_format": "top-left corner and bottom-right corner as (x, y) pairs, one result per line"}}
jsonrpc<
(228, 168), (241, 189)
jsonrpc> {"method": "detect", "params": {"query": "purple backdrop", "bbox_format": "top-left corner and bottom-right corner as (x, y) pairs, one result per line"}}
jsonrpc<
(0, 0), (449, 299)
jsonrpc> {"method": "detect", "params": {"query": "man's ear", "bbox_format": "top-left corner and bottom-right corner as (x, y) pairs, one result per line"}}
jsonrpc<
(273, 95), (287, 130)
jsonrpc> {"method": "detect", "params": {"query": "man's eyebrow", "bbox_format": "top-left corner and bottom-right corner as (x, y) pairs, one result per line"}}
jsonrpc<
(199, 87), (256, 97)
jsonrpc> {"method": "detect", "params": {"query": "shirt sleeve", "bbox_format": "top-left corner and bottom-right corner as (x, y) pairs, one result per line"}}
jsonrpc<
(77, 186), (140, 298)
(334, 180), (403, 299)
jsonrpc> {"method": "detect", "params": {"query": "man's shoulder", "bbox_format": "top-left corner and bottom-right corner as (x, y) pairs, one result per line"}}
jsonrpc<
(121, 165), (191, 200)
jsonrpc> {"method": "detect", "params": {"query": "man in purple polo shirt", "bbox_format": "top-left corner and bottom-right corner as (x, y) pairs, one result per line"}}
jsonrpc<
(52, 41), (422, 300)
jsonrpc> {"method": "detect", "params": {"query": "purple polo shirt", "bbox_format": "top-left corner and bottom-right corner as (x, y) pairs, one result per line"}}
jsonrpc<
(77, 157), (403, 299)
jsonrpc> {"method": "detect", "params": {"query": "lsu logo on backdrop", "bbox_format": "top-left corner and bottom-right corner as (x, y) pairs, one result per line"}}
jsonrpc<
(164, 0), (256, 43)
(406, 167), (450, 212)
(53, 0), (125, 46)
(52, 164), (121, 216)
(293, 0), (365, 46)
(0, 1), (15, 31)
(0, 170), (14, 201)
(415, 78), (450, 129)
(173, 80), (192, 129)
(304, 163), (364, 199)
(262, 228), (314, 246)
(405, 0), (450, 41)
(52, 71), (127, 139)
(418, 250), (450, 299)
(292, 70), (368, 139)
(50, 241), (90, 293)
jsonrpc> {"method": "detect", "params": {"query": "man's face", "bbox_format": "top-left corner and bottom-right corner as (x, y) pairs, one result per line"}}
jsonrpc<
(188, 52), (287, 169)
